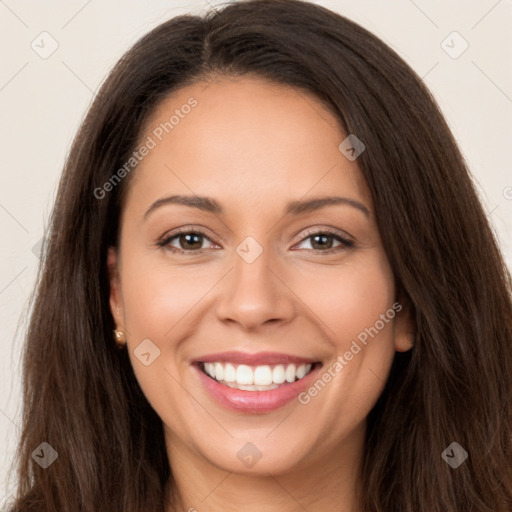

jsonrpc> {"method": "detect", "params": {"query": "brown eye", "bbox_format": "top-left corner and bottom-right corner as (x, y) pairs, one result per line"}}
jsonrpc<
(294, 229), (354, 253)
(309, 233), (336, 250)
(157, 230), (215, 253)
(175, 233), (204, 251)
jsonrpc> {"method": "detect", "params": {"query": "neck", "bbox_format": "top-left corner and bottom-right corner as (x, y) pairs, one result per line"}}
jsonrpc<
(164, 424), (365, 512)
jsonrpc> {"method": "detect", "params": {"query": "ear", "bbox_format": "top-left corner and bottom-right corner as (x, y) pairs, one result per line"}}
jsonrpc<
(393, 295), (416, 353)
(107, 246), (125, 330)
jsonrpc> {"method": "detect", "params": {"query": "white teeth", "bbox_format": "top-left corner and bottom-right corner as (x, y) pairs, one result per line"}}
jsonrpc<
(285, 364), (296, 383)
(272, 365), (286, 384)
(236, 364), (254, 385)
(204, 362), (215, 378)
(202, 361), (314, 389)
(223, 363), (236, 382)
(296, 364), (307, 379)
(214, 362), (224, 381)
(253, 365), (273, 386)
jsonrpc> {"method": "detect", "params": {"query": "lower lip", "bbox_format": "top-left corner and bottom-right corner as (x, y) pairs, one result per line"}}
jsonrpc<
(193, 363), (322, 413)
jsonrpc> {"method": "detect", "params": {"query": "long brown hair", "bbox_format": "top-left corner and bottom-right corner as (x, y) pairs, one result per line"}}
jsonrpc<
(6, 0), (512, 510)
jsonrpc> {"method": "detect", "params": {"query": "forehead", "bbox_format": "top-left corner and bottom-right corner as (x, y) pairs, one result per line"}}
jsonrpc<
(123, 76), (371, 217)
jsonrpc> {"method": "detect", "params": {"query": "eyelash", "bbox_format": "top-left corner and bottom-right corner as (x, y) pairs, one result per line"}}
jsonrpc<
(156, 227), (354, 255)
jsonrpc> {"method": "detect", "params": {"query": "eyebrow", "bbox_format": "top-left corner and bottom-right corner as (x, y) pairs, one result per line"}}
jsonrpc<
(143, 194), (370, 220)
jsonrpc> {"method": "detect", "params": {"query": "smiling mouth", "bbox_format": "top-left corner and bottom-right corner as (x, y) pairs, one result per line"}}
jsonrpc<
(198, 361), (322, 391)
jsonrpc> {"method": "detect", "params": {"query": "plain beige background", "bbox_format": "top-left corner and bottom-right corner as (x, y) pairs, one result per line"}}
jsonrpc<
(1, 0), (511, 505)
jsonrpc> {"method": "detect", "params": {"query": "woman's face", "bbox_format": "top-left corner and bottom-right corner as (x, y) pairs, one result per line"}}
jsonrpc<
(108, 76), (413, 476)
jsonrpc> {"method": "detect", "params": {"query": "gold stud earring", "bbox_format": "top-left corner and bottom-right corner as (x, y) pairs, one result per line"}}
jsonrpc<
(113, 329), (126, 348)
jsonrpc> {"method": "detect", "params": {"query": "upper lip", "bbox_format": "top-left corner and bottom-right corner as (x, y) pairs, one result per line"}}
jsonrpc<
(192, 351), (320, 366)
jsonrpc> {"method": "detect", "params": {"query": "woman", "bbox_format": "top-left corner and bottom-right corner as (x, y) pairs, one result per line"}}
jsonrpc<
(6, 0), (512, 510)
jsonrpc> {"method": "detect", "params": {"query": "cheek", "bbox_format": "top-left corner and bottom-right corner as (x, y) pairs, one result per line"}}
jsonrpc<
(292, 251), (397, 415)
(118, 251), (207, 419)
(120, 252), (211, 340)
(293, 251), (395, 349)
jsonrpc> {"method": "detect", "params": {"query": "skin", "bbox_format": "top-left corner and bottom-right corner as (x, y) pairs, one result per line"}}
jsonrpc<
(108, 75), (414, 512)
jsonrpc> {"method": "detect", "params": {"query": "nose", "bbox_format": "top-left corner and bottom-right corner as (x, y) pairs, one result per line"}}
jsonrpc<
(216, 247), (296, 331)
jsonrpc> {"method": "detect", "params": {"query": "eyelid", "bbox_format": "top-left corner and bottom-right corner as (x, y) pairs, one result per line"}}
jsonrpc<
(293, 226), (353, 243)
(156, 225), (220, 251)
(157, 225), (355, 254)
